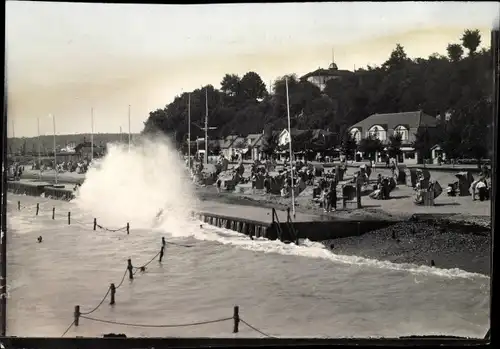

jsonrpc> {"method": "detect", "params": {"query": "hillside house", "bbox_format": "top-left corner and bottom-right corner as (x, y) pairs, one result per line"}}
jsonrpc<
(244, 133), (264, 161)
(348, 111), (438, 164)
(300, 62), (354, 92)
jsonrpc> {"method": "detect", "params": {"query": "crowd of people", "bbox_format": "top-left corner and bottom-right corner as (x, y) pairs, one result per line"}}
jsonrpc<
(30, 158), (93, 175)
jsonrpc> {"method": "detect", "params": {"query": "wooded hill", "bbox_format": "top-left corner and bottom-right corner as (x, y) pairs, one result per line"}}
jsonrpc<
(143, 29), (493, 162)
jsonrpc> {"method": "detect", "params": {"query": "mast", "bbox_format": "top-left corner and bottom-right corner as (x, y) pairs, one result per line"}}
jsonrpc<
(204, 88), (208, 165)
(91, 107), (94, 162)
(285, 78), (296, 218)
(188, 93), (191, 169)
(128, 105), (131, 152)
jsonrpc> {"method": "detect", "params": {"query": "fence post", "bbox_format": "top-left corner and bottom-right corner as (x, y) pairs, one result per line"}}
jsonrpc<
(233, 306), (239, 333)
(17, 201), (20, 210)
(93, 218), (97, 231)
(110, 283), (116, 305)
(127, 259), (133, 280)
(52, 207), (55, 220)
(126, 223), (130, 235)
(68, 212), (71, 225)
(36, 203), (39, 216)
(74, 305), (80, 326)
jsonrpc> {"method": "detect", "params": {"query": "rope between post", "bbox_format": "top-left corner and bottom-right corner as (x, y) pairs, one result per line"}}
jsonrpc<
(79, 315), (233, 328)
(115, 268), (128, 289)
(61, 320), (75, 337)
(133, 251), (161, 275)
(240, 318), (276, 338)
(166, 241), (193, 248)
(97, 224), (127, 232)
(80, 288), (111, 315)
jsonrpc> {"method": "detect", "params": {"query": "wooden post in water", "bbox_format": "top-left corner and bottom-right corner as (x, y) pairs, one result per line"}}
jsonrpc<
(68, 212), (71, 225)
(127, 259), (133, 280)
(233, 306), (240, 333)
(52, 207), (55, 220)
(126, 223), (130, 235)
(36, 203), (39, 216)
(17, 201), (20, 210)
(74, 305), (80, 326)
(93, 218), (97, 231)
(110, 283), (116, 305)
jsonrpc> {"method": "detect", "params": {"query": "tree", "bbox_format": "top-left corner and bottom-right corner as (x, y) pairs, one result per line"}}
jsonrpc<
(382, 44), (409, 71)
(220, 74), (240, 96)
(387, 133), (403, 161)
(446, 43), (464, 62)
(438, 117), (464, 161)
(261, 125), (279, 159)
(455, 98), (491, 168)
(239, 71), (267, 101)
(340, 131), (357, 159)
(412, 127), (433, 164)
(358, 135), (383, 160)
(461, 29), (481, 56)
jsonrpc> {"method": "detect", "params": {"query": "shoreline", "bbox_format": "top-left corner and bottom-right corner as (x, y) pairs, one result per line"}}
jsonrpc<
(11, 171), (491, 276)
(8, 184), (491, 277)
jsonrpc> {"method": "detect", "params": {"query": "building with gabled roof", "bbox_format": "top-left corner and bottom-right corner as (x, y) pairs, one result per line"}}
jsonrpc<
(348, 111), (439, 164)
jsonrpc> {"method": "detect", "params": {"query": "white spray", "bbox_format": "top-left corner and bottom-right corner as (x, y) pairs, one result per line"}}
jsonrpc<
(73, 135), (198, 231)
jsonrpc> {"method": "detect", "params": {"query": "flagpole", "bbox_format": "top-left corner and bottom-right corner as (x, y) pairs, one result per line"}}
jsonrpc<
(50, 114), (58, 184)
(91, 107), (94, 162)
(204, 88), (208, 165)
(188, 93), (191, 169)
(11, 119), (16, 164)
(285, 78), (296, 218)
(128, 105), (131, 152)
(37, 117), (41, 180)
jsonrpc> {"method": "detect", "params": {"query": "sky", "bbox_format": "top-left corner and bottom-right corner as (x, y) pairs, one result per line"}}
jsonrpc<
(5, 1), (500, 137)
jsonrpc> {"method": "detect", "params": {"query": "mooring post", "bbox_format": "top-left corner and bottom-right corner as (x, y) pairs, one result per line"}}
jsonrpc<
(159, 246), (164, 263)
(36, 203), (40, 216)
(126, 223), (130, 235)
(52, 207), (55, 220)
(233, 306), (240, 333)
(110, 283), (116, 305)
(127, 259), (133, 280)
(68, 212), (71, 225)
(74, 305), (80, 326)
(17, 201), (20, 210)
(93, 218), (97, 231)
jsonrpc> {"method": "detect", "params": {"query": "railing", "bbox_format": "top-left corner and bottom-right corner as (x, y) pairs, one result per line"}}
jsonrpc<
(286, 207), (299, 245)
(270, 208), (284, 241)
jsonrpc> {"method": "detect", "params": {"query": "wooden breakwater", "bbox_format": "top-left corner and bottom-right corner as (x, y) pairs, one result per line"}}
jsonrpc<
(196, 211), (399, 242)
(7, 181), (75, 201)
(196, 212), (275, 239)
